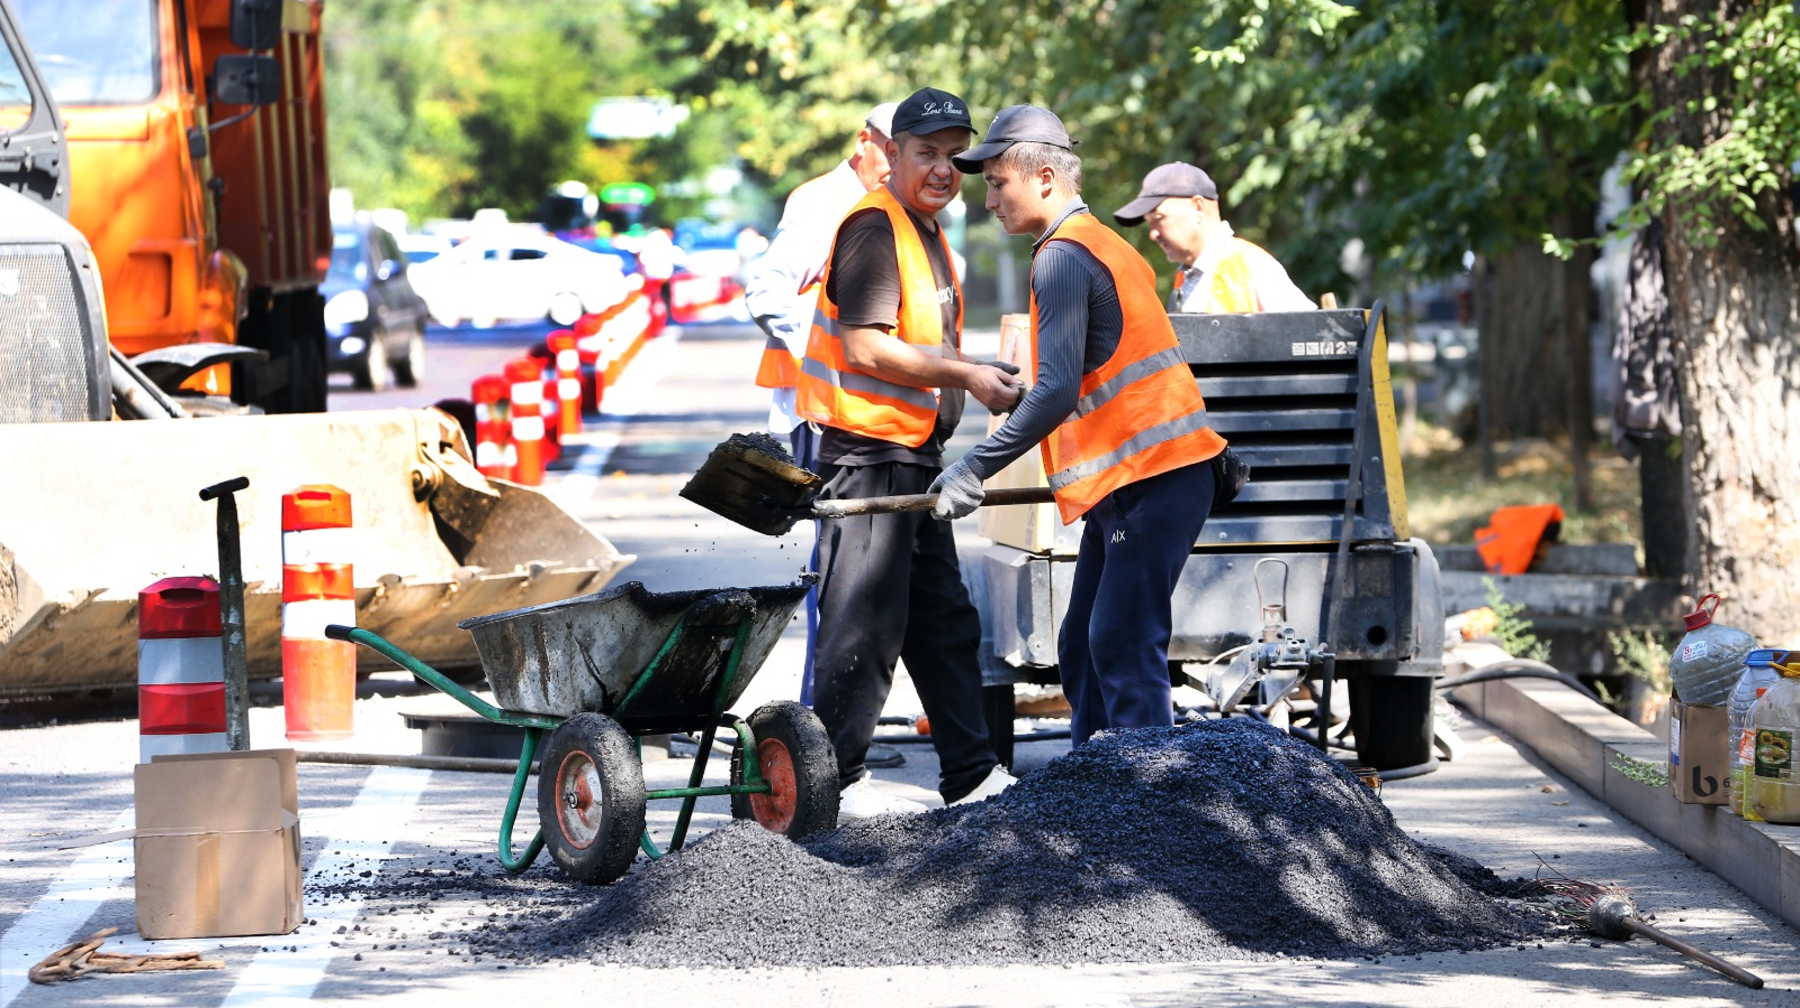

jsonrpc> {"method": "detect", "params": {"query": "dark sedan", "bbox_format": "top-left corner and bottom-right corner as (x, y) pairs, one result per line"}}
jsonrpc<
(324, 221), (431, 390)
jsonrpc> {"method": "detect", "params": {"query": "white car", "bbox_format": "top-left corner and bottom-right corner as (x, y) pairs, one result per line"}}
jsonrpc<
(407, 232), (638, 327)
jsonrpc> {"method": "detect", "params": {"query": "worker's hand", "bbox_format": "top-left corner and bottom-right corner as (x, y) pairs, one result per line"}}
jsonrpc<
(966, 362), (1026, 415)
(929, 458), (985, 521)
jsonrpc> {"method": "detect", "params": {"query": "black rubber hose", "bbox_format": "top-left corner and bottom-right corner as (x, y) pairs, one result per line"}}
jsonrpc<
(1434, 659), (1603, 704)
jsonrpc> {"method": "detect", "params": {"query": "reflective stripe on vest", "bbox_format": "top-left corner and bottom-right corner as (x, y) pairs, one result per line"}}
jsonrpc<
(796, 188), (960, 448)
(1034, 214), (1227, 523)
(755, 335), (802, 388)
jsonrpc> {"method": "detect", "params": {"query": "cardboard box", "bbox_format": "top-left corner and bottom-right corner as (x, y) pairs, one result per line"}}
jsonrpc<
(978, 313), (1065, 552)
(135, 748), (302, 939)
(1669, 701), (1729, 805)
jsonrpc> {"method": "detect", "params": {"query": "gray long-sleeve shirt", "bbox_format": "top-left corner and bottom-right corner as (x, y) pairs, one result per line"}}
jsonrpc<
(961, 199), (1125, 481)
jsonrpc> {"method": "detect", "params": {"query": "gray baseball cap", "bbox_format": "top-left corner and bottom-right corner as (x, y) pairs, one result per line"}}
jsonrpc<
(951, 104), (1076, 173)
(1113, 162), (1220, 226)
(864, 102), (898, 137)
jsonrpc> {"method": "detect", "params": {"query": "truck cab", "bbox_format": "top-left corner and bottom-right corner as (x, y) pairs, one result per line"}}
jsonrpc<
(11, 0), (329, 412)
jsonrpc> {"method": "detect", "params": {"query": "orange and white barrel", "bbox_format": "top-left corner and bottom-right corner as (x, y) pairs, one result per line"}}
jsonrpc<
(505, 356), (548, 486)
(547, 329), (583, 436)
(282, 485), (356, 741)
(138, 577), (228, 762)
(471, 374), (514, 479)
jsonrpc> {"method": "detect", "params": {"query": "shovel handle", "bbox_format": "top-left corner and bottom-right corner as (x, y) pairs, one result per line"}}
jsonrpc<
(1623, 918), (1764, 989)
(811, 486), (1054, 519)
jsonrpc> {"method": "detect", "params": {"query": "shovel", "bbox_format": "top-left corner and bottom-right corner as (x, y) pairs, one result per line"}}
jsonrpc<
(680, 433), (1054, 536)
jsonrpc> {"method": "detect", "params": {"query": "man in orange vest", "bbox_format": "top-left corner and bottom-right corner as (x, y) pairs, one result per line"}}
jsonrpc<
(942, 106), (1230, 745)
(796, 86), (1025, 819)
(1113, 162), (1313, 314)
(743, 101), (898, 734)
(744, 101), (899, 466)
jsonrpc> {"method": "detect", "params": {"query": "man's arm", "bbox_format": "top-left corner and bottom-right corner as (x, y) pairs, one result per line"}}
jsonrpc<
(839, 326), (1023, 413)
(743, 213), (829, 346)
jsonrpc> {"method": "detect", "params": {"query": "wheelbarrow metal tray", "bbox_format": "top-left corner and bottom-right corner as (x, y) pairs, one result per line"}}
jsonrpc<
(458, 579), (811, 722)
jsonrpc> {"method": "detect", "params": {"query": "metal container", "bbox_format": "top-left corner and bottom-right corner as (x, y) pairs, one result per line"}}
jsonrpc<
(458, 579), (811, 722)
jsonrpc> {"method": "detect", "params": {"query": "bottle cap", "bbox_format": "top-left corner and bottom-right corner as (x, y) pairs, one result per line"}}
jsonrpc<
(1683, 592), (1721, 631)
(1747, 649), (1790, 666)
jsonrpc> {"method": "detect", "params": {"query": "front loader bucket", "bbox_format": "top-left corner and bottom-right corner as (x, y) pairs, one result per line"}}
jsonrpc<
(0, 408), (634, 695)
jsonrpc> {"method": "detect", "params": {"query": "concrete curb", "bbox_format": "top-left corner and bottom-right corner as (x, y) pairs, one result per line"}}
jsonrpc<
(1454, 676), (1800, 930)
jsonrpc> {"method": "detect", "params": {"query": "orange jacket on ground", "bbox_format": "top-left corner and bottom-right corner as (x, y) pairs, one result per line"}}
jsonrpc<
(1034, 214), (1227, 522)
(796, 189), (961, 447)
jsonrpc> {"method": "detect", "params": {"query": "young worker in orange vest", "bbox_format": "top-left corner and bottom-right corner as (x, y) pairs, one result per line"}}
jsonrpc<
(940, 106), (1230, 745)
(796, 87), (1025, 819)
(1113, 161), (1313, 314)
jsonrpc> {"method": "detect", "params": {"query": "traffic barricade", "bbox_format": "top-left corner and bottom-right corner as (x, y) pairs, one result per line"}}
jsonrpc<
(138, 576), (228, 761)
(505, 356), (548, 486)
(282, 485), (356, 741)
(471, 374), (515, 480)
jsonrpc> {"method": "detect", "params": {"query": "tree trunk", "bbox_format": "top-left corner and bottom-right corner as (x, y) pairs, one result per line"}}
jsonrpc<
(1651, 0), (1800, 641)
(1472, 223), (1598, 512)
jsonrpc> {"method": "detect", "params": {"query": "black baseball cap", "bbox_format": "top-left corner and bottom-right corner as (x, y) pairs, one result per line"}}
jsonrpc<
(889, 87), (974, 138)
(1113, 162), (1220, 226)
(951, 105), (1076, 174)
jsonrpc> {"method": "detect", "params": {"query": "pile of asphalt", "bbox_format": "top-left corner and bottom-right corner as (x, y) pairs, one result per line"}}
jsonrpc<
(461, 719), (1541, 967)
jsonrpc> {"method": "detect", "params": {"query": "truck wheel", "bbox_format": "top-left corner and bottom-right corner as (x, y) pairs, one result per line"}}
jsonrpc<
(537, 713), (645, 884)
(729, 701), (838, 837)
(355, 330), (393, 391)
(392, 325), (426, 387)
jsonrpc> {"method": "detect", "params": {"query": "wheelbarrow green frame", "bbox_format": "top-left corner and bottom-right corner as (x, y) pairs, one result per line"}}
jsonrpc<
(327, 622), (776, 872)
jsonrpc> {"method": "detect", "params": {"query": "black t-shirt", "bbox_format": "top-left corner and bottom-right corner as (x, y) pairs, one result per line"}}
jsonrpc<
(818, 205), (963, 467)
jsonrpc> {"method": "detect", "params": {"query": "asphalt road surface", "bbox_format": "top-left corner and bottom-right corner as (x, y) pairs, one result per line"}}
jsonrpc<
(2, 313), (1798, 1006)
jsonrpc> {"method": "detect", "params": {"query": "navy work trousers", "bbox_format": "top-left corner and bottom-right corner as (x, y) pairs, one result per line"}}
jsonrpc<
(810, 460), (997, 802)
(1059, 461), (1216, 746)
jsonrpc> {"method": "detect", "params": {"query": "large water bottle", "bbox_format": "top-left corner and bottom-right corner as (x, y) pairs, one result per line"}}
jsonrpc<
(1729, 648), (1789, 818)
(1668, 593), (1757, 706)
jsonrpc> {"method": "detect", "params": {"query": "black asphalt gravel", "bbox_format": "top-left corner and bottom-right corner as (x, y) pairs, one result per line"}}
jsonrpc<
(437, 719), (1543, 967)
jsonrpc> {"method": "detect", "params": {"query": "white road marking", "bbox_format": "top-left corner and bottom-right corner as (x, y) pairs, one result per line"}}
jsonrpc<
(553, 326), (685, 509)
(217, 766), (431, 1007)
(0, 810), (134, 1008)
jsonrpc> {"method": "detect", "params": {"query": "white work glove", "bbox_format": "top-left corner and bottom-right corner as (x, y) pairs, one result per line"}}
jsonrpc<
(929, 457), (985, 521)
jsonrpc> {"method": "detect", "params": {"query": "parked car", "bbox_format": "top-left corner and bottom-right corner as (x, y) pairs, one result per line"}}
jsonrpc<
(324, 220), (431, 390)
(407, 230), (637, 328)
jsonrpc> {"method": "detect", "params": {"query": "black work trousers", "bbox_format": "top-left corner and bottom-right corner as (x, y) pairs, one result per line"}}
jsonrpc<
(810, 459), (997, 803)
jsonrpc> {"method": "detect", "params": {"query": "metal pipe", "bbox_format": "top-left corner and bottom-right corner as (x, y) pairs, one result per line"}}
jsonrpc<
(200, 477), (251, 750)
(298, 750), (535, 775)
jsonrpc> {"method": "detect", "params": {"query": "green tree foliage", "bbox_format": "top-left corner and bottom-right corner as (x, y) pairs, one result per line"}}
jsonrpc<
(323, 0), (675, 221)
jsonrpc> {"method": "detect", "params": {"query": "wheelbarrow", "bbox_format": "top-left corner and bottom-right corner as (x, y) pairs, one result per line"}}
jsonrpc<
(325, 578), (837, 884)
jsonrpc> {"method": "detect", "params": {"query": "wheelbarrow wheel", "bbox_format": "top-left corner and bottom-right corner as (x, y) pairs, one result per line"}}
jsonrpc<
(729, 701), (839, 837)
(537, 713), (645, 884)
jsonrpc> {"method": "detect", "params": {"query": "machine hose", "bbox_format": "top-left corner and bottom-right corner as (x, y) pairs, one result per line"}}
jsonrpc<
(1434, 659), (1603, 705)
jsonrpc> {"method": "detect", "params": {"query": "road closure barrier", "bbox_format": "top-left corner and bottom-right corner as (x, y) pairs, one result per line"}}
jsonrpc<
(471, 373), (515, 479)
(505, 356), (548, 485)
(282, 485), (356, 741)
(547, 330), (583, 438)
(137, 576), (228, 761)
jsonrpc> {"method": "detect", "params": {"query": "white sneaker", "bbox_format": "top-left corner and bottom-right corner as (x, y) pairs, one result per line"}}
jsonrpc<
(949, 765), (1017, 806)
(837, 778), (928, 821)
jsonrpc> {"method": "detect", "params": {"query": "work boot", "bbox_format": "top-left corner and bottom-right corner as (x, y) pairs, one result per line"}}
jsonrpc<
(865, 742), (906, 769)
(837, 778), (928, 821)
(949, 765), (1017, 806)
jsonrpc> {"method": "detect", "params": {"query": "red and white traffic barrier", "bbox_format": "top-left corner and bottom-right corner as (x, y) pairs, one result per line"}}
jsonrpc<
(282, 485), (356, 741)
(547, 329), (582, 437)
(505, 356), (548, 486)
(138, 577), (228, 762)
(471, 374), (514, 479)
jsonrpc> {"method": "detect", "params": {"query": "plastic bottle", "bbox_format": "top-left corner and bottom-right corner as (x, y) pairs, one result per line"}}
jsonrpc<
(1749, 663), (1800, 824)
(1729, 648), (1788, 818)
(1667, 593), (1757, 706)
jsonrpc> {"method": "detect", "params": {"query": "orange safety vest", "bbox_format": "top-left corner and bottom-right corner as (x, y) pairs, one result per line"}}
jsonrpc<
(796, 189), (962, 447)
(1035, 214), (1227, 523)
(1174, 237), (1275, 314)
(755, 335), (802, 388)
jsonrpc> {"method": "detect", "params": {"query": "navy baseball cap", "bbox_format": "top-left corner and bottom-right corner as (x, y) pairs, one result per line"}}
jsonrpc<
(889, 87), (974, 138)
(952, 105), (1076, 173)
(1114, 162), (1220, 226)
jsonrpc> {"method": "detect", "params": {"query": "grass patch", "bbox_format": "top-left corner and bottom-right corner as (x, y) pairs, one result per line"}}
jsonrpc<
(1400, 422), (1641, 554)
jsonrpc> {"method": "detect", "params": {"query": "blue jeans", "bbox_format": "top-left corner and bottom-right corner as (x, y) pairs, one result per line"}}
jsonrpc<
(1059, 461), (1216, 746)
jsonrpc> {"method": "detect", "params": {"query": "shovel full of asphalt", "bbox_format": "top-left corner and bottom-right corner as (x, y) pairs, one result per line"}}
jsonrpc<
(470, 719), (1539, 967)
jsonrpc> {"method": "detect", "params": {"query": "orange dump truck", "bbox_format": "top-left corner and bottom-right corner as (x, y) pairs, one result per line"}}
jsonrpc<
(12, 0), (330, 412)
